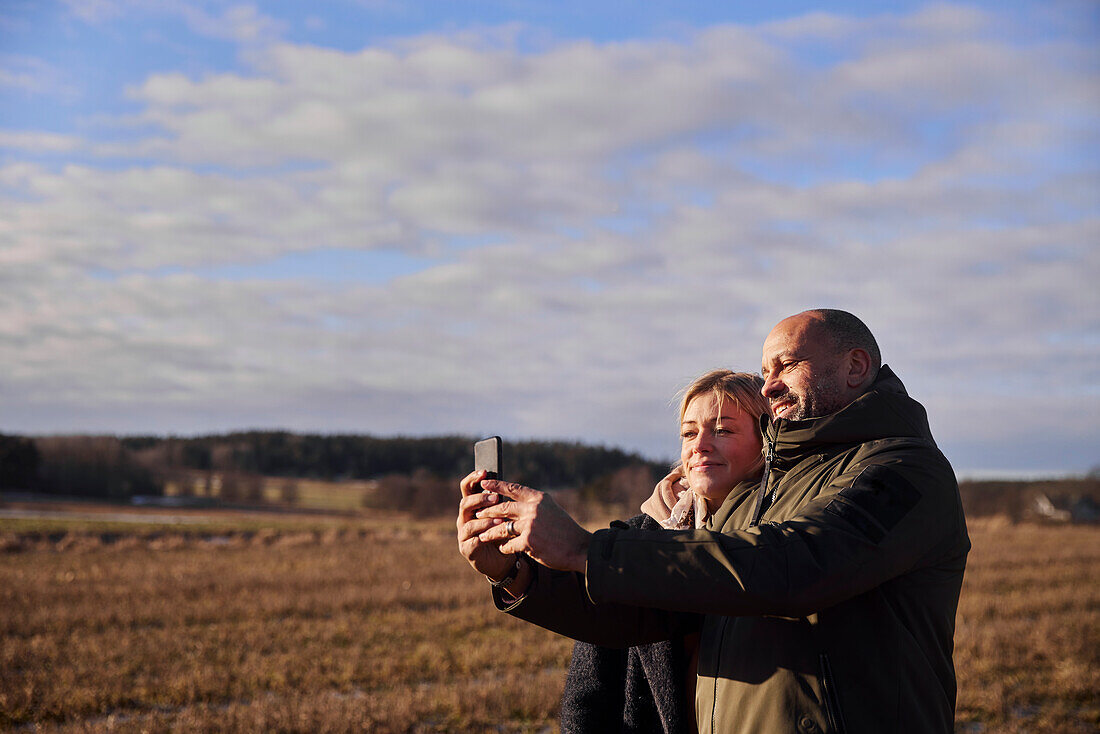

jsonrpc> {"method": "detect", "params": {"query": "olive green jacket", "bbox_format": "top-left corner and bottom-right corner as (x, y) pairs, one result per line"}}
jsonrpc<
(497, 366), (969, 734)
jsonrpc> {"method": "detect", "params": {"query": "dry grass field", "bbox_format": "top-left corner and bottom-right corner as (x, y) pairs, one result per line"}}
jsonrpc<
(1, 508), (1097, 733)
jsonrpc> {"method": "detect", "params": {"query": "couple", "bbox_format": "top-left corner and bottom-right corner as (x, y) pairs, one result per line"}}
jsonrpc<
(457, 309), (971, 734)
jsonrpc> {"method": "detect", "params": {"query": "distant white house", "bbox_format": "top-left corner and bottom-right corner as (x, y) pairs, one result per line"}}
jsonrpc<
(1031, 493), (1100, 524)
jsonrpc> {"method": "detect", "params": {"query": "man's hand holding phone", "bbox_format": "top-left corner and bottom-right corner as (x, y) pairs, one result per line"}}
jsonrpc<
(472, 478), (591, 574)
(458, 437), (522, 587)
(457, 470), (517, 581)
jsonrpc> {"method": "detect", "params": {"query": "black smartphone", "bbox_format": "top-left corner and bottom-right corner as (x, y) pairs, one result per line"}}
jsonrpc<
(473, 436), (502, 493)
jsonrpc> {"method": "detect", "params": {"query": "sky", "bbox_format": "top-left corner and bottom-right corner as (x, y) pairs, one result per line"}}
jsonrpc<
(1, 0), (1098, 477)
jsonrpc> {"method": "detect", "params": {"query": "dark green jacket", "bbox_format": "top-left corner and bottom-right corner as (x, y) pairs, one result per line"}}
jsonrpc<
(497, 366), (969, 734)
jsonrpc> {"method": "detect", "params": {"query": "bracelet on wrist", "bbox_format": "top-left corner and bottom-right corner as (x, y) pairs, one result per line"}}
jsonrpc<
(487, 554), (523, 588)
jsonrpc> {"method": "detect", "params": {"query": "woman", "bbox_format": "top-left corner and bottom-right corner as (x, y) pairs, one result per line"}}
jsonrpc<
(559, 369), (768, 734)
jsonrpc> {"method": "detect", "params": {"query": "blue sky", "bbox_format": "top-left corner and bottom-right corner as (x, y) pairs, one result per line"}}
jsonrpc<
(1, 0), (1098, 476)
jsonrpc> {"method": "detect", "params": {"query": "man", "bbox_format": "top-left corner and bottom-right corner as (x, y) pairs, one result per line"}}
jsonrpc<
(457, 309), (970, 734)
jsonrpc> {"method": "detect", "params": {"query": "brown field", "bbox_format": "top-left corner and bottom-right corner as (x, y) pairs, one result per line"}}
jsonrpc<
(1, 510), (1097, 733)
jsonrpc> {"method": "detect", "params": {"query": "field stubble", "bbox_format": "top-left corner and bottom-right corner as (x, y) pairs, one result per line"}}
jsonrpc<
(1, 513), (1097, 733)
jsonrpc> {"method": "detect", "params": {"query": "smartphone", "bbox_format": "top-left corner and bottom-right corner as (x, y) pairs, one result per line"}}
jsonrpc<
(473, 436), (502, 482)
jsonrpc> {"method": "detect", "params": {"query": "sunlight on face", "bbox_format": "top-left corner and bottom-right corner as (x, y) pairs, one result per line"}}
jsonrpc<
(760, 315), (847, 421)
(680, 392), (763, 511)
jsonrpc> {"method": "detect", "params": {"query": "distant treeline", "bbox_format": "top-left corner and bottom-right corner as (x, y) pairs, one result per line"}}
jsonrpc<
(958, 477), (1100, 523)
(0, 431), (667, 503)
(3, 432), (1097, 522)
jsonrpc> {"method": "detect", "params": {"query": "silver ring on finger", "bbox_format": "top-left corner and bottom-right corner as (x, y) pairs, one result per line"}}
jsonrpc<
(506, 520), (516, 537)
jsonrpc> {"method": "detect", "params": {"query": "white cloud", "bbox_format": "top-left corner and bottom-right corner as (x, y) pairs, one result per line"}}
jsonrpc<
(177, 3), (286, 44)
(0, 130), (83, 152)
(0, 55), (77, 97)
(61, 0), (123, 24)
(2, 4), (1097, 472)
(62, 0), (286, 45)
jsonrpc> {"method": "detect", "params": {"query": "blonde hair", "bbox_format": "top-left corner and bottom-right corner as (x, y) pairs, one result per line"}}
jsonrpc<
(677, 369), (769, 475)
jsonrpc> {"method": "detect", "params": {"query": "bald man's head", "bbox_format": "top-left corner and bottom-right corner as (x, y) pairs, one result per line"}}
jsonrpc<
(807, 309), (881, 376)
(760, 310), (880, 420)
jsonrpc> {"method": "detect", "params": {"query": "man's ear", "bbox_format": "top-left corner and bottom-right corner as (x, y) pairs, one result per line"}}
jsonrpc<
(844, 348), (873, 389)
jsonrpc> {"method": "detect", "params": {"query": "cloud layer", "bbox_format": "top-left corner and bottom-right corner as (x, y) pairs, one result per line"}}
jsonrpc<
(1, 2), (1097, 474)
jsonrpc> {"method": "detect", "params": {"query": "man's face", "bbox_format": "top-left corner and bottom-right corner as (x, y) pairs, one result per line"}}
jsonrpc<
(760, 314), (849, 421)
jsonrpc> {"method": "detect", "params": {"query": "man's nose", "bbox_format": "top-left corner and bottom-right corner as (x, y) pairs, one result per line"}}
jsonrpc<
(762, 373), (784, 398)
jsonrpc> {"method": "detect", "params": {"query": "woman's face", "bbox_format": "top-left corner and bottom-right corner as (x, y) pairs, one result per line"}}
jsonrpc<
(680, 392), (763, 511)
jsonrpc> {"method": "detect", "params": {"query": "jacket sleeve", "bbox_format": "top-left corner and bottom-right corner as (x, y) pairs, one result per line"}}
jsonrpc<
(585, 444), (969, 618)
(496, 515), (704, 648)
(494, 562), (701, 647)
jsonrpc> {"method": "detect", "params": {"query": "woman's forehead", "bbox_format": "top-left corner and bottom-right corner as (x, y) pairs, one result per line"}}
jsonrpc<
(683, 392), (744, 420)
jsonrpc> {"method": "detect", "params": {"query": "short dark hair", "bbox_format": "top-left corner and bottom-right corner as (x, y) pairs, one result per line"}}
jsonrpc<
(809, 309), (881, 375)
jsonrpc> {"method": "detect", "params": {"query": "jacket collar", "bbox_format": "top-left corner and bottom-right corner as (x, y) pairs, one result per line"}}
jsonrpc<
(709, 479), (762, 531)
(759, 365), (937, 468)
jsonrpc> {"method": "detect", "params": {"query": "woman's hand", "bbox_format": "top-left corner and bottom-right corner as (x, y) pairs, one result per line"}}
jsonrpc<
(457, 470), (515, 581)
(474, 479), (591, 574)
(640, 465), (688, 522)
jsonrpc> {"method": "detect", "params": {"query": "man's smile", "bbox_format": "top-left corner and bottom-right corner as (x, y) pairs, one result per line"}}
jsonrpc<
(770, 398), (795, 418)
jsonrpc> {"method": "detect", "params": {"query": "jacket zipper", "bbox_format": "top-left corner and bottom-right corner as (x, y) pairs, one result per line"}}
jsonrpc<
(819, 653), (847, 734)
(711, 617), (728, 734)
(750, 429), (777, 526)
